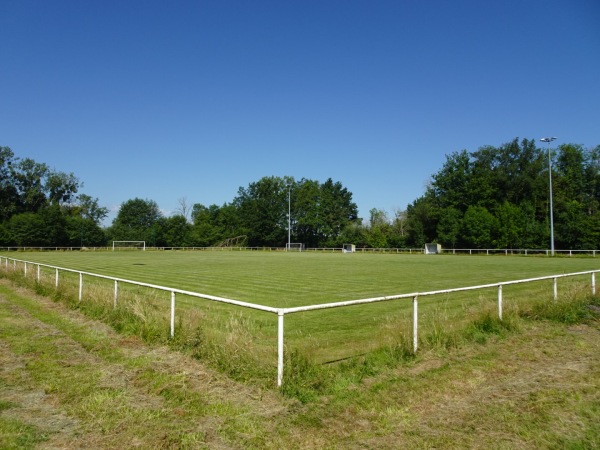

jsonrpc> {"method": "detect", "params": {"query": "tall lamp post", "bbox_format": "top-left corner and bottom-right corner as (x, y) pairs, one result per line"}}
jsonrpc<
(287, 183), (291, 251)
(540, 137), (557, 256)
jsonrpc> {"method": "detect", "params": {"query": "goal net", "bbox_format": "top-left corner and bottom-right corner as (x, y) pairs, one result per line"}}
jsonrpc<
(424, 243), (442, 254)
(286, 243), (304, 252)
(112, 241), (146, 251)
(343, 244), (356, 253)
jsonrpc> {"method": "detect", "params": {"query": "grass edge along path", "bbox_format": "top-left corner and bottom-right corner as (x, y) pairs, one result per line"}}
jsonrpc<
(0, 277), (599, 448)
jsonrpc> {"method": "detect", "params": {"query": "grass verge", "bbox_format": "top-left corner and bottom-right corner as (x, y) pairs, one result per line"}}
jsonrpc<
(0, 280), (288, 449)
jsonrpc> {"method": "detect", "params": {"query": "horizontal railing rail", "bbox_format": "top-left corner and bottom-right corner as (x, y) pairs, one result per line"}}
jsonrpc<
(1, 246), (600, 256)
(1, 255), (597, 387)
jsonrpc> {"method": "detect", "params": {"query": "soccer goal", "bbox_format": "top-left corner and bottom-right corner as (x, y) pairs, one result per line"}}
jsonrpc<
(286, 243), (304, 252)
(424, 243), (442, 254)
(343, 244), (356, 253)
(112, 241), (146, 251)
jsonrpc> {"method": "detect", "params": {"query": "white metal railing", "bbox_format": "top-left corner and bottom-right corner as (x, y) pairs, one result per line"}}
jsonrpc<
(1, 256), (278, 329)
(1, 246), (599, 256)
(1, 256), (598, 387)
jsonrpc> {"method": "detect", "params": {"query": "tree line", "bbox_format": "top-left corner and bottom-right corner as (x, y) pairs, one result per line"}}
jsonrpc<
(0, 146), (107, 247)
(2, 138), (599, 249)
(104, 176), (361, 248)
(405, 138), (600, 249)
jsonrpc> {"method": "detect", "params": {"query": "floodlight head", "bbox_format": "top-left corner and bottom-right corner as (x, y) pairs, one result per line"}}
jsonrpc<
(540, 137), (557, 143)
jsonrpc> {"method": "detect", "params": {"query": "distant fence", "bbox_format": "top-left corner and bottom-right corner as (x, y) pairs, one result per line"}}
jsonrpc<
(1, 255), (598, 387)
(1, 246), (600, 256)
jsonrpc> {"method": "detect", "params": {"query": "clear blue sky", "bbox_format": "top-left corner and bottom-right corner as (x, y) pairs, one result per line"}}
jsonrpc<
(2, 0), (599, 225)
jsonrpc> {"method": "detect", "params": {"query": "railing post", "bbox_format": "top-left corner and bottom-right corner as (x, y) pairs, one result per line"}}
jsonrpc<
(79, 273), (83, 302)
(413, 296), (418, 353)
(170, 291), (176, 338)
(498, 284), (503, 320)
(24, 262), (27, 277)
(277, 311), (285, 387)
(55, 268), (59, 288)
(114, 280), (119, 309)
(553, 277), (558, 301)
(592, 272), (596, 296)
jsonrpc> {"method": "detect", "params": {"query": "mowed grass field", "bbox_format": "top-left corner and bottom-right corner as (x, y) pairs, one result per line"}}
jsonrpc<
(2, 250), (599, 365)
(4, 250), (599, 305)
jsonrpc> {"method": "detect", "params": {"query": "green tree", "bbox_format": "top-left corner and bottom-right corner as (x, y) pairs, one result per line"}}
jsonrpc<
(0, 147), (107, 247)
(436, 207), (462, 248)
(555, 144), (587, 204)
(388, 209), (409, 248)
(234, 176), (288, 247)
(495, 138), (543, 206)
(584, 145), (600, 217)
(405, 138), (600, 250)
(461, 205), (497, 248)
(9, 158), (49, 213)
(338, 222), (369, 248)
(190, 203), (245, 247)
(0, 223), (10, 246)
(190, 204), (219, 246)
(7, 206), (67, 246)
(8, 213), (47, 246)
(430, 150), (472, 211)
(555, 200), (588, 249)
(0, 147), (19, 221)
(162, 215), (191, 247)
(293, 179), (321, 247)
(365, 208), (390, 248)
(318, 178), (359, 247)
(64, 216), (106, 247)
(46, 170), (80, 206)
(231, 176), (358, 248)
(39, 205), (68, 246)
(494, 201), (526, 248)
(517, 202), (546, 248)
(71, 194), (109, 224)
(406, 196), (438, 247)
(108, 198), (163, 243)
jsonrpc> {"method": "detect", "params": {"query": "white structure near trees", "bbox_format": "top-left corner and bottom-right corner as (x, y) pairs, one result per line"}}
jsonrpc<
(424, 243), (442, 254)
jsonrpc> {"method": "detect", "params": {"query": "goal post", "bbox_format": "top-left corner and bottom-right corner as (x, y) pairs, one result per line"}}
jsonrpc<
(112, 241), (146, 251)
(285, 243), (304, 252)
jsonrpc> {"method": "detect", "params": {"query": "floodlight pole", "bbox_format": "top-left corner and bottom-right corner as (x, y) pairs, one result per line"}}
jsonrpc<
(287, 183), (291, 251)
(540, 137), (557, 256)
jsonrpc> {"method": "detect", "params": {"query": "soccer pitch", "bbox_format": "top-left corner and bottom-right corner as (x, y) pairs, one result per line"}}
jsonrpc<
(3, 250), (599, 363)
(6, 250), (598, 306)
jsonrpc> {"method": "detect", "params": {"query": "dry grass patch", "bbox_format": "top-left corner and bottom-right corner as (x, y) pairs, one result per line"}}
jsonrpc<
(300, 319), (600, 449)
